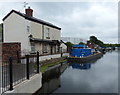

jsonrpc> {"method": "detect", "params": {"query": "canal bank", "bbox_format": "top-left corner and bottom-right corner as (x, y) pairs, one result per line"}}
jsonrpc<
(40, 57), (67, 73)
(36, 50), (118, 94)
(34, 61), (68, 94)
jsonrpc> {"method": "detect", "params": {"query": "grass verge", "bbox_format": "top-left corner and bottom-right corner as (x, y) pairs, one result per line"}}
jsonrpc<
(40, 59), (67, 73)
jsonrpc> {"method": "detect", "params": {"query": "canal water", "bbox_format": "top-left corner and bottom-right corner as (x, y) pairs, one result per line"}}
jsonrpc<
(37, 50), (118, 94)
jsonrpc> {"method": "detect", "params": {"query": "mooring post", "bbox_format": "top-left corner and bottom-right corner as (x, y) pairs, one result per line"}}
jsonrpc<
(9, 57), (13, 91)
(26, 55), (29, 79)
(37, 51), (39, 73)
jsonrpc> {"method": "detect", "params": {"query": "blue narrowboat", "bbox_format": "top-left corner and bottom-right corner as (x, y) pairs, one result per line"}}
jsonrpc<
(68, 44), (103, 63)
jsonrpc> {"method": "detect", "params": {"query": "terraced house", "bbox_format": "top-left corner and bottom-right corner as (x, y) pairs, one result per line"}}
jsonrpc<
(3, 7), (61, 55)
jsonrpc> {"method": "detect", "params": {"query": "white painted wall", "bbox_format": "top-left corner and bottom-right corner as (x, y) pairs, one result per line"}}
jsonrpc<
(44, 25), (61, 40)
(3, 12), (31, 52)
(31, 21), (42, 39)
(60, 43), (67, 52)
(51, 28), (61, 40)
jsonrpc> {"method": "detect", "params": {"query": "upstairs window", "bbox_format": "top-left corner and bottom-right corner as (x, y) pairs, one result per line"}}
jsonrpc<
(27, 26), (30, 32)
(31, 42), (35, 53)
(45, 28), (50, 39)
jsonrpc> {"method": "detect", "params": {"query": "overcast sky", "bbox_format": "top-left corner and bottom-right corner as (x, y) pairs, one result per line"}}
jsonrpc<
(0, 1), (118, 43)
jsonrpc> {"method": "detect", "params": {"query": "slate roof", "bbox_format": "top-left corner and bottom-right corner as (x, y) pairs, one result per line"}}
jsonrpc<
(3, 10), (61, 30)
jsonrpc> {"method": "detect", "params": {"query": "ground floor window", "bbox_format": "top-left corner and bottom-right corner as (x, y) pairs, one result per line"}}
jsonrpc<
(31, 42), (35, 53)
(43, 43), (47, 53)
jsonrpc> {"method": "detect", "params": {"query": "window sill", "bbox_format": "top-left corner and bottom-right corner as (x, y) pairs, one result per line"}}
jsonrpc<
(46, 37), (50, 39)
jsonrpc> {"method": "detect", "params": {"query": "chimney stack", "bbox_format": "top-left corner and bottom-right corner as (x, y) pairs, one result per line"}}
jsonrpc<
(25, 6), (33, 17)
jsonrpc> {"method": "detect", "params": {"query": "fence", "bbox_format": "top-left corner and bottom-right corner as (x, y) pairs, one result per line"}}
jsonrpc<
(1, 51), (69, 94)
(20, 52), (69, 64)
(1, 52), (40, 94)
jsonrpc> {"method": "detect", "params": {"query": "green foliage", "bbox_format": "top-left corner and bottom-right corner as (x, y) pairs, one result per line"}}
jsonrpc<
(89, 36), (104, 47)
(40, 59), (67, 73)
(79, 42), (85, 45)
(103, 43), (120, 47)
(66, 42), (73, 47)
(89, 35), (120, 47)
(90, 36), (97, 43)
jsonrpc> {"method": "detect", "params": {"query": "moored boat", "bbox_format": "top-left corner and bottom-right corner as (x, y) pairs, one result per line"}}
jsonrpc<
(67, 52), (103, 63)
(67, 44), (103, 63)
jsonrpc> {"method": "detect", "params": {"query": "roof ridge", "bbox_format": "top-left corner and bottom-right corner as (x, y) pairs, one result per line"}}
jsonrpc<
(3, 10), (61, 30)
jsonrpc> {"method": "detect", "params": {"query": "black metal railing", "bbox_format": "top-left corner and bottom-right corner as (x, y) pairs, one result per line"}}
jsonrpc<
(2, 61), (10, 93)
(1, 51), (40, 93)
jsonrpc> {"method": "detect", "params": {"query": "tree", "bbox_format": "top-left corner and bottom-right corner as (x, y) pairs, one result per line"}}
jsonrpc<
(89, 36), (104, 47)
(66, 42), (73, 47)
(90, 36), (97, 43)
(65, 42), (73, 53)
(79, 42), (85, 45)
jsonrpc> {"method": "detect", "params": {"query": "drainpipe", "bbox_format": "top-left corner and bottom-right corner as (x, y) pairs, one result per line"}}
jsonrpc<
(42, 24), (44, 39)
(42, 24), (44, 53)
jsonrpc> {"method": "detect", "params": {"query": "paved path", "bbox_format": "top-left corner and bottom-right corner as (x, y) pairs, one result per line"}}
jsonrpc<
(0, 63), (37, 94)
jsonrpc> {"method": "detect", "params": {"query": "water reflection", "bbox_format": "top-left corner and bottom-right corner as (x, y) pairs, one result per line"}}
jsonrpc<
(37, 77), (61, 94)
(35, 63), (68, 95)
(54, 51), (118, 93)
(35, 51), (118, 94)
(69, 63), (91, 70)
(69, 56), (103, 70)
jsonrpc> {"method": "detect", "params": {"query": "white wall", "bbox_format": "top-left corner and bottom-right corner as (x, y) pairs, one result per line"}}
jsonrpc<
(3, 12), (31, 52)
(44, 25), (61, 40)
(51, 28), (61, 40)
(60, 43), (67, 52)
(31, 21), (42, 39)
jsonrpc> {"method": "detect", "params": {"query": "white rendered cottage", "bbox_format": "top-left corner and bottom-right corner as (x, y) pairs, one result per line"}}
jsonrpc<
(3, 7), (62, 55)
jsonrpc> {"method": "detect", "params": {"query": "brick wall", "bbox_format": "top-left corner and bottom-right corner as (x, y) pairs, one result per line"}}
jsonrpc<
(1, 43), (21, 62)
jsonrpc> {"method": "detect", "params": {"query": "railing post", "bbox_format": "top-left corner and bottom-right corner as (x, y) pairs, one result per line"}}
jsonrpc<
(9, 57), (13, 91)
(61, 53), (63, 57)
(37, 51), (39, 73)
(26, 55), (29, 79)
(17, 51), (20, 63)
